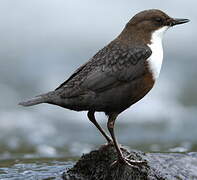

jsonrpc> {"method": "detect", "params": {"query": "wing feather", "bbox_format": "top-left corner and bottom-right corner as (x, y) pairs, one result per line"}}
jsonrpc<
(56, 41), (152, 98)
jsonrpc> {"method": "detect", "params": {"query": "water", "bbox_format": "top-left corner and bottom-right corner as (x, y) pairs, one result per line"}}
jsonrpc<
(1, 119), (197, 179)
(0, 158), (74, 180)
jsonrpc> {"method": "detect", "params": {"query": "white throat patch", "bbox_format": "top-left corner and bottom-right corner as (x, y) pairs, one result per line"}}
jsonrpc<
(147, 26), (169, 79)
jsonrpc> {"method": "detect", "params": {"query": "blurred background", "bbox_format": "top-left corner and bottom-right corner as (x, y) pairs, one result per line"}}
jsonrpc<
(0, 0), (196, 160)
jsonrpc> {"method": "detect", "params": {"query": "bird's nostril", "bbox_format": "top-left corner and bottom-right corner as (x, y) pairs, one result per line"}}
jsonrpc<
(166, 19), (174, 26)
(169, 18), (190, 26)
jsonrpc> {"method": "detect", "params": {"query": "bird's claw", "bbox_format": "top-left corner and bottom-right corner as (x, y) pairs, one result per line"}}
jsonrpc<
(110, 156), (146, 169)
(125, 157), (146, 165)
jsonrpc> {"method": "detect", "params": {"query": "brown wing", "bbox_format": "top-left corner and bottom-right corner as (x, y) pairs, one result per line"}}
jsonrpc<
(55, 41), (152, 98)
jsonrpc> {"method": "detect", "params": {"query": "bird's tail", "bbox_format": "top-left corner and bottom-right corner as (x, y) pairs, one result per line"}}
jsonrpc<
(18, 96), (46, 107)
(18, 91), (54, 107)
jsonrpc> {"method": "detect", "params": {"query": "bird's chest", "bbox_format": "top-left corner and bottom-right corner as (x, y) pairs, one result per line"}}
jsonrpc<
(147, 28), (166, 80)
(147, 41), (163, 79)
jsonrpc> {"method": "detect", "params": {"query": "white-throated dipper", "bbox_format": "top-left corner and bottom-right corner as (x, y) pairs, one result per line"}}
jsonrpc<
(19, 9), (189, 167)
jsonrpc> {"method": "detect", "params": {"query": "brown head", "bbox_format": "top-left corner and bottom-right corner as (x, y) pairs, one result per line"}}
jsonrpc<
(119, 9), (190, 44)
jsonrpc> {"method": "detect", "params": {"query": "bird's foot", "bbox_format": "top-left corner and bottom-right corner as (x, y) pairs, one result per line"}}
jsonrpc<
(110, 155), (146, 169)
(125, 154), (147, 165)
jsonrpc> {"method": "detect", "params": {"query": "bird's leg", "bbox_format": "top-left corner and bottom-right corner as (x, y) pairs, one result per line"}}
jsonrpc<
(87, 111), (113, 144)
(107, 113), (146, 168)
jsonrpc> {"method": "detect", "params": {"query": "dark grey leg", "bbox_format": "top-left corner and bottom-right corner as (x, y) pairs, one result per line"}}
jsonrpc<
(107, 113), (146, 167)
(87, 111), (112, 143)
(107, 113), (124, 159)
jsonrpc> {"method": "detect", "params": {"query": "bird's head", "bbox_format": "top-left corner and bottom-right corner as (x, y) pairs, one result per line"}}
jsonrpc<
(119, 9), (190, 44)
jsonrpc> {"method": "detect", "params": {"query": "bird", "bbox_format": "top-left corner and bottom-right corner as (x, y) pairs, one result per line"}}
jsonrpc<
(19, 9), (189, 167)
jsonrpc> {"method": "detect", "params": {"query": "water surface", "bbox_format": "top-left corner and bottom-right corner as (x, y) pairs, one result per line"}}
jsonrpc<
(0, 157), (74, 180)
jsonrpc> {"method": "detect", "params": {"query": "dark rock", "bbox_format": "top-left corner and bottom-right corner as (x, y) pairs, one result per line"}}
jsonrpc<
(62, 144), (197, 180)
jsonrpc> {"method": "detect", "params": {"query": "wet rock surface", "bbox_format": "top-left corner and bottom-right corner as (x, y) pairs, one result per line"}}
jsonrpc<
(62, 144), (197, 180)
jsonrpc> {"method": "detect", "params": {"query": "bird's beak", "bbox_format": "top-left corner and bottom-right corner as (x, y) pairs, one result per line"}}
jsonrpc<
(169, 18), (190, 26)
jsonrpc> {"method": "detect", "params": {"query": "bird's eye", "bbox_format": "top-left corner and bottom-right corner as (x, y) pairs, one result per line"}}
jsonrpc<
(155, 17), (163, 23)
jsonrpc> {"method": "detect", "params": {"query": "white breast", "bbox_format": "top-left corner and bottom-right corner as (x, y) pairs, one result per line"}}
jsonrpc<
(147, 26), (169, 79)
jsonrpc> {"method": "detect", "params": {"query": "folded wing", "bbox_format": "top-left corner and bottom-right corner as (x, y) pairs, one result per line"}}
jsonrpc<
(56, 42), (152, 98)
